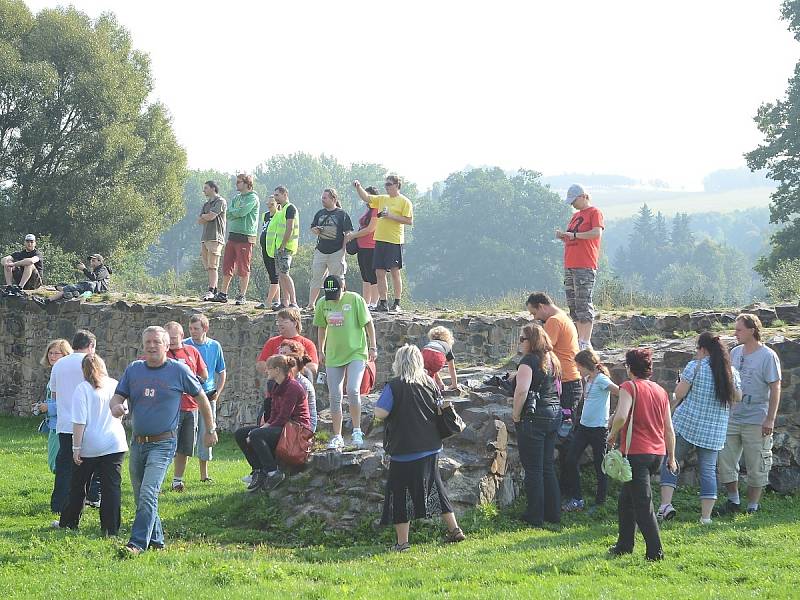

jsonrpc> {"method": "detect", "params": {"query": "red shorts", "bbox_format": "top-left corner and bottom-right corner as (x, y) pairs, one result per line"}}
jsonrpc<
(222, 240), (254, 277)
(421, 348), (447, 378)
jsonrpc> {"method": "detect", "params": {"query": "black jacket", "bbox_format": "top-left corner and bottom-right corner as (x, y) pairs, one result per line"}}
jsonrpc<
(81, 264), (112, 293)
(383, 378), (442, 456)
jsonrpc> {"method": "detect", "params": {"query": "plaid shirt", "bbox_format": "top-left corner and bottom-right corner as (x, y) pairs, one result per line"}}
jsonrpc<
(673, 357), (741, 451)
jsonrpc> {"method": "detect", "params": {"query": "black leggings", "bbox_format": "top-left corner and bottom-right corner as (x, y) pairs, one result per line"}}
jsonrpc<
(235, 425), (282, 472)
(564, 424), (608, 504)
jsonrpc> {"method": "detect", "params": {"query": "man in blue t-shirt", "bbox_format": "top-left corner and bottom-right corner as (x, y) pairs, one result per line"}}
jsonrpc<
(185, 313), (227, 481)
(110, 326), (217, 556)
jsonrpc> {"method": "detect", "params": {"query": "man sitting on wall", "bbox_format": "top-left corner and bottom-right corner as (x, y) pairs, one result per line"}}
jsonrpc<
(2, 234), (43, 291)
(48, 254), (111, 302)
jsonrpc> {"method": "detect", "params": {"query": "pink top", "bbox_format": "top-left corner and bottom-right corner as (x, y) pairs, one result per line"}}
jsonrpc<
(620, 379), (669, 456)
(356, 207), (377, 249)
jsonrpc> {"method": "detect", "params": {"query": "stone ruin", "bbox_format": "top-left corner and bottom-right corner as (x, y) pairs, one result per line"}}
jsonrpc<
(2, 296), (800, 527)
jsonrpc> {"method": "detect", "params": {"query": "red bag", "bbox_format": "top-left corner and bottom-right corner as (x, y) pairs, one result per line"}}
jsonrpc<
(342, 360), (377, 395)
(275, 420), (315, 467)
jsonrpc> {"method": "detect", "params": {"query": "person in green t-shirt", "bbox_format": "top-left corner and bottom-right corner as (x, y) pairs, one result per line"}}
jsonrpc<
(313, 275), (377, 450)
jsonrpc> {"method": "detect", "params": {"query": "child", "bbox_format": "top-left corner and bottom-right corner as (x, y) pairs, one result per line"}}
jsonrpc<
(421, 326), (458, 391)
(562, 349), (619, 513)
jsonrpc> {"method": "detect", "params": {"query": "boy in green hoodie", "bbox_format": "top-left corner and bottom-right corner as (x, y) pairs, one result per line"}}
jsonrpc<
(213, 174), (260, 305)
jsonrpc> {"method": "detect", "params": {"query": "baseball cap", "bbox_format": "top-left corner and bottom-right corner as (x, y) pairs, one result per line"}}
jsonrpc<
(87, 253), (104, 263)
(323, 274), (343, 301)
(24, 234), (36, 242)
(565, 184), (586, 205)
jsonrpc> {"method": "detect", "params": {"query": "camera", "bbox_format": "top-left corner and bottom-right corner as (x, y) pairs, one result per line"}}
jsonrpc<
(317, 372), (327, 385)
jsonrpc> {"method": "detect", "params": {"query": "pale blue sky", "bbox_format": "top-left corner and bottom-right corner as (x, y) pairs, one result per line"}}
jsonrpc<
(23, 0), (800, 189)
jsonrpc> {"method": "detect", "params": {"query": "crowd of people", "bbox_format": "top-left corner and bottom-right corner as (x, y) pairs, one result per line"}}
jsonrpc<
(23, 183), (784, 560)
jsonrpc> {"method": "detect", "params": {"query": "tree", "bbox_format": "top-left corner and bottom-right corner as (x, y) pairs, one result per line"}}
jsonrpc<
(406, 168), (569, 301)
(746, 1), (800, 274)
(0, 1), (186, 262)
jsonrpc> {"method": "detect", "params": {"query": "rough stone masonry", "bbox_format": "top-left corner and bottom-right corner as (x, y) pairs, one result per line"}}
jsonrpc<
(2, 296), (799, 527)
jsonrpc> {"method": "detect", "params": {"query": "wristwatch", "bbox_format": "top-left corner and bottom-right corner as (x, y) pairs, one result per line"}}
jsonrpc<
(572, 231), (577, 240)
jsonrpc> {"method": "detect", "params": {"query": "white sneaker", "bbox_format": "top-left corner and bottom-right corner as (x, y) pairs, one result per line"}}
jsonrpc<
(699, 517), (713, 525)
(241, 472), (253, 485)
(351, 429), (364, 448)
(327, 434), (344, 450)
(578, 340), (593, 351)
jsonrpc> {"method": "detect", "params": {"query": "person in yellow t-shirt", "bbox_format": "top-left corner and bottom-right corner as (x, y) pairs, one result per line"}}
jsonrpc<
(351, 175), (413, 313)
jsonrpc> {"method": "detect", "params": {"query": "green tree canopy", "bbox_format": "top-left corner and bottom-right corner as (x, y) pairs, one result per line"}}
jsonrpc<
(0, 0), (186, 262)
(746, 0), (800, 274)
(406, 168), (568, 301)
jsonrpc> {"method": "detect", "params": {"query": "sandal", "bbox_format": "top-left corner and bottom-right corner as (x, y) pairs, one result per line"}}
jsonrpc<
(443, 527), (466, 543)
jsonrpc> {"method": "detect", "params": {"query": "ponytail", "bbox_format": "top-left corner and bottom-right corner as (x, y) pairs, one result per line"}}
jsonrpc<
(575, 349), (609, 377)
(697, 331), (735, 407)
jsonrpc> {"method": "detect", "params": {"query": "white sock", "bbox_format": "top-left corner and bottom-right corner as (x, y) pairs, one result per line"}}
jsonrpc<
(728, 492), (740, 504)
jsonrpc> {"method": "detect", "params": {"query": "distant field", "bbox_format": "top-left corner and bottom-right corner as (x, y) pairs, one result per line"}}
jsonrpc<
(596, 187), (773, 220)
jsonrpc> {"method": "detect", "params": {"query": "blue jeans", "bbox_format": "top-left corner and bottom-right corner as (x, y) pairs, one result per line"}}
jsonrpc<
(128, 437), (177, 550)
(660, 434), (719, 500)
(517, 404), (562, 526)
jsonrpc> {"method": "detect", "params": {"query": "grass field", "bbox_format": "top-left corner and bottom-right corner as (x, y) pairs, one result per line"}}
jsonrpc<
(1, 415), (799, 599)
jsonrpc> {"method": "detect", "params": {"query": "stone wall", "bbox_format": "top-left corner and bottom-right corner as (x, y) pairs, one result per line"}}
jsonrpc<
(3, 296), (800, 526)
(0, 297), (530, 430)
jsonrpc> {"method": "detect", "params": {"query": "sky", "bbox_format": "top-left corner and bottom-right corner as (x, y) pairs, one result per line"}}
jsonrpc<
(23, 0), (800, 190)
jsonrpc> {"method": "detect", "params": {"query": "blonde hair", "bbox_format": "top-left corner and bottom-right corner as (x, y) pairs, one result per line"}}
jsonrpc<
(82, 354), (108, 389)
(277, 307), (303, 333)
(40, 339), (73, 368)
(392, 344), (435, 387)
(428, 326), (454, 346)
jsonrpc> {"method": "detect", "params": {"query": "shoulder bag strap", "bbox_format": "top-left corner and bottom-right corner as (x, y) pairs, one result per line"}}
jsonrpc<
(624, 381), (637, 457)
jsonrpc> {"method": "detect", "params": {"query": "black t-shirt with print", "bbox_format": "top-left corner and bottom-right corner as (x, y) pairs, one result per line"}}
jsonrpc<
(11, 249), (43, 274)
(311, 208), (353, 254)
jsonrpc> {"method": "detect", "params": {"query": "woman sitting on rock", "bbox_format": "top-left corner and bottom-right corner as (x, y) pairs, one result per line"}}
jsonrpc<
(235, 355), (310, 493)
(278, 339), (318, 432)
(607, 348), (676, 561)
(657, 332), (740, 524)
(375, 344), (465, 552)
(512, 323), (562, 527)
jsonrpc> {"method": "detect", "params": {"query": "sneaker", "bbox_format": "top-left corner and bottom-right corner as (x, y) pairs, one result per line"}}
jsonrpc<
(84, 499), (101, 508)
(390, 542), (410, 552)
(271, 302), (281, 311)
(367, 304), (377, 311)
(699, 517), (713, 525)
(712, 500), (741, 517)
(578, 340), (593, 351)
(171, 480), (185, 492)
(327, 434), (344, 450)
(443, 527), (466, 543)
(241, 471), (254, 485)
(255, 302), (267, 309)
(235, 295), (246, 306)
(351, 429), (365, 448)
(200, 477), (213, 483)
(148, 541), (165, 550)
(247, 471), (266, 492)
(119, 543), (143, 557)
(51, 520), (64, 529)
(210, 291), (228, 303)
(746, 506), (759, 515)
(201, 289), (216, 301)
(563, 498), (585, 512)
(389, 301), (402, 313)
(288, 303), (300, 309)
(374, 302), (388, 313)
(263, 469), (285, 491)
(657, 503), (676, 521)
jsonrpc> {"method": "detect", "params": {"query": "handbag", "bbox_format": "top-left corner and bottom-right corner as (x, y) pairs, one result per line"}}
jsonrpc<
(275, 420), (315, 467)
(346, 238), (359, 255)
(436, 403), (466, 439)
(602, 381), (638, 482)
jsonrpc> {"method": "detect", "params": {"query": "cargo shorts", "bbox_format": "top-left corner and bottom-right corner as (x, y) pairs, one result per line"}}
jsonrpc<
(564, 268), (596, 323)
(717, 422), (773, 488)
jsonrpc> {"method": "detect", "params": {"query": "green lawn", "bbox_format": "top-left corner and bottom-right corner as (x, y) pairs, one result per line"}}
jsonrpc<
(1, 416), (799, 599)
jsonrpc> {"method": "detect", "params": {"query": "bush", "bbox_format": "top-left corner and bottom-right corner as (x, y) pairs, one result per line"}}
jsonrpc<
(765, 259), (800, 302)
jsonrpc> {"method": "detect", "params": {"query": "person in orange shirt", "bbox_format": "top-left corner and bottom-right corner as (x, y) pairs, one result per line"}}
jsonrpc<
(555, 184), (604, 350)
(526, 292), (583, 492)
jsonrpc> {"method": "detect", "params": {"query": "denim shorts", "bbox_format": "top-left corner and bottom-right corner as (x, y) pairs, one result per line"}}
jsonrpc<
(176, 410), (198, 456)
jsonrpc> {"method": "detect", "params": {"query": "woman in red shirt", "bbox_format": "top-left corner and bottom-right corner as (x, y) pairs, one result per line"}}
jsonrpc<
(607, 348), (677, 561)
